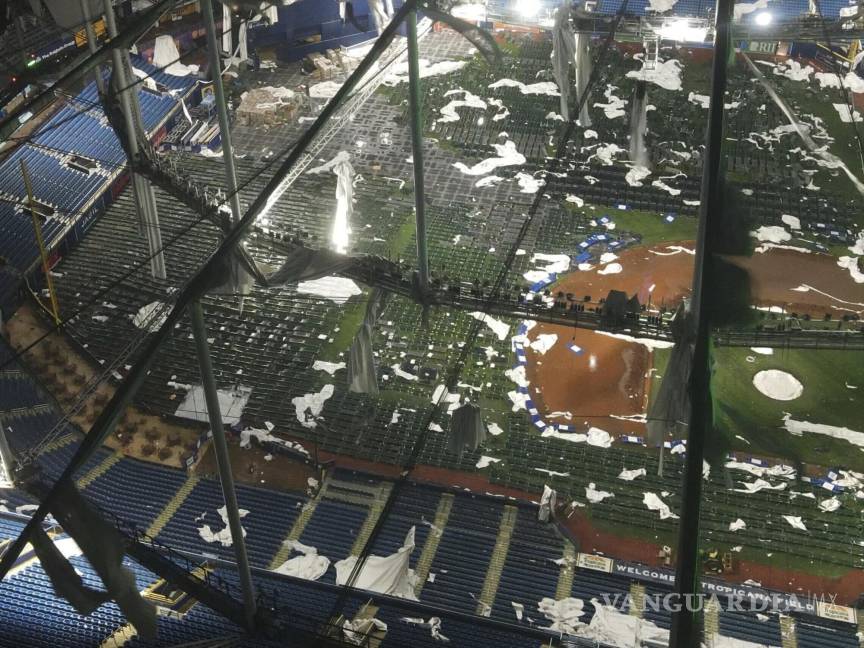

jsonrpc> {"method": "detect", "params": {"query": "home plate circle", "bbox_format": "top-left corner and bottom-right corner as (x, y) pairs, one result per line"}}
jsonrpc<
(752, 370), (804, 401)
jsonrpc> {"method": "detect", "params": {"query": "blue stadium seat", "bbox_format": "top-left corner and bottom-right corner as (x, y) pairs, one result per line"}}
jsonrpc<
(81, 457), (189, 531)
(156, 476), (304, 568)
(0, 64), (196, 297)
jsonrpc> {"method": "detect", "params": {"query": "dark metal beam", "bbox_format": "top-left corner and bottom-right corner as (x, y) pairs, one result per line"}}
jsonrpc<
(78, 0), (105, 94)
(669, 0), (734, 645)
(406, 10), (430, 290)
(102, 0), (166, 280)
(202, 0), (244, 228)
(189, 301), (257, 629)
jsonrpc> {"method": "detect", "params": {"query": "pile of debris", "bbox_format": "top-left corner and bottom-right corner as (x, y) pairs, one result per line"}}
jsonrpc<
(303, 48), (360, 80)
(236, 86), (301, 126)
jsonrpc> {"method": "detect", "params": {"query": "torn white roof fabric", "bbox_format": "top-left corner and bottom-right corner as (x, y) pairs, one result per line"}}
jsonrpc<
(586, 483), (614, 503)
(783, 515), (807, 531)
(734, 479), (787, 494)
(577, 600), (669, 645)
(273, 549), (330, 581)
(538, 597), (586, 635)
(335, 527), (419, 600)
(618, 468), (647, 481)
(400, 617), (449, 642)
(197, 506), (249, 547)
(643, 492), (678, 519)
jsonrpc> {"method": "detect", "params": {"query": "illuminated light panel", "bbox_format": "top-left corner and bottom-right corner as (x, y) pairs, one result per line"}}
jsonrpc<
(515, 0), (542, 17)
(754, 11), (772, 26)
(656, 19), (709, 43)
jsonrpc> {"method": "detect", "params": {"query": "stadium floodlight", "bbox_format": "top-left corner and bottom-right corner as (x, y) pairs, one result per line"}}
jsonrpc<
(754, 11), (772, 26)
(450, 2), (487, 21)
(656, 18), (709, 43)
(515, 0), (542, 17)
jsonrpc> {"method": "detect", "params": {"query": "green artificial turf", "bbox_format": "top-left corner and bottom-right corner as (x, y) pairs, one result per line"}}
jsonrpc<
(711, 347), (864, 470)
(612, 209), (699, 246)
(318, 294), (369, 363)
(648, 347), (672, 410)
(564, 201), (698, 247)
(680, 55), (714, 96)
(387, 209), (417, 261)
(587, 510), (679, 548)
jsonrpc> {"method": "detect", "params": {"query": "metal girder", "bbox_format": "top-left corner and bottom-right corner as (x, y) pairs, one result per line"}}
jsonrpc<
(189, 301), (257, 628)
(669, 0), (734, 645)
(406, 10), (430, 291)
(102, 0), (166, 280)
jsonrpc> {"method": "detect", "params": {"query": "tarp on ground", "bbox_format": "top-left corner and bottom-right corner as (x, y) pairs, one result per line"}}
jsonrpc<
(538, 596), (586, 634)
(153, 34), (198, 76)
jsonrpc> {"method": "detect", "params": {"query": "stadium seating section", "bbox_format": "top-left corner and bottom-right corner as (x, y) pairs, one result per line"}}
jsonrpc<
(1, 343), (861, 646)
(0, 59), (196, 315)
(1, 16), (862, 647)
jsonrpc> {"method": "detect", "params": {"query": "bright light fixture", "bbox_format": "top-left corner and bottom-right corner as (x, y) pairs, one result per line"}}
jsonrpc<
(656, 19), (708, 43)
(451, 3), (487, 21)
(755, 11), (772, 25)
(515, 0), (542, 17)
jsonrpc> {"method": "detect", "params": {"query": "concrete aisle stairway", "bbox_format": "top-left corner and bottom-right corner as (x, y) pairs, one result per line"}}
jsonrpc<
(554, 544), (577, 600)
(347, 481), (394, 556)
(76, 450), (123, 490)
(628, 582), (646, 618)
(145, 474), (200, 538)
(269, 473), (392, 569)
(321, 477), (387, 508)
(704, 596), (720, 647)
(100, 623), (138, 648)
(39, 431), (76, 454)
(413, 493), (454, 597)
(780, 614), (799, 648)
(475, 505), (518, 617)
(269, 487), (326, 570)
